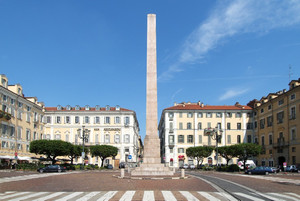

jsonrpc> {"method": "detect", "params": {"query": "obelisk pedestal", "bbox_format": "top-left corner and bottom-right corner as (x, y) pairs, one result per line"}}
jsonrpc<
(131, 14), (173, 176)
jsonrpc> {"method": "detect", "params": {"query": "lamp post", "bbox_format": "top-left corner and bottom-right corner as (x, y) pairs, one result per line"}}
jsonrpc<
(204, 127), (223, 167)
(77, 126), (90, 170)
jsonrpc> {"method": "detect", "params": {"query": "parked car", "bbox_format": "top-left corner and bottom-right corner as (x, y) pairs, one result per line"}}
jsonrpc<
(189, 164), (196, 169)
(37, 165), (66, 173)
(183, 164), (189, 169)
(246, 166), (270, 175)
(286, 165), (298, 172)
(119, 162), (126, 169)
(264, 167), (277, 174)
(107, 164), (113, 169)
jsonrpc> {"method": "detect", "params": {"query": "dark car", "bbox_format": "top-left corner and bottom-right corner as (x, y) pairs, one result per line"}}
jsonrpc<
(107, 164), (113, 169)
(264, 167), (277, 174)
(37, 165), (66, 173)
(246, 166), (270, 175)
(119, 162), (126, 169)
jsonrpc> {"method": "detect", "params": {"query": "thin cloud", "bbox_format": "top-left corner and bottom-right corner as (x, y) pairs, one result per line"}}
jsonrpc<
(159, 0), (300, 81)
(219, 88), (250, 101)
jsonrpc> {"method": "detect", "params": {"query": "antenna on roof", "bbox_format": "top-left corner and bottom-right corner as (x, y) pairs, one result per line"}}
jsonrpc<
(289, 64), (293, 83)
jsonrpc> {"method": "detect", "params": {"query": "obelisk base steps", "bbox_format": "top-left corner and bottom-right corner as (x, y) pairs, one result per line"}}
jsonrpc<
(131, 164), (174, 176)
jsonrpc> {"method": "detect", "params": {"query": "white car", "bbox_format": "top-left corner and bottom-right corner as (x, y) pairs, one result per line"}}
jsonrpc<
(189, 164), (196, 169)
(183, 164), (189, 169)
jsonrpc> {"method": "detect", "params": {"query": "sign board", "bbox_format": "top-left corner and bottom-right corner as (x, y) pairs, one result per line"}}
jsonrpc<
(82, 152), (85, 159)
(128, 155), (132, 160)
(283, 162), (287, 167)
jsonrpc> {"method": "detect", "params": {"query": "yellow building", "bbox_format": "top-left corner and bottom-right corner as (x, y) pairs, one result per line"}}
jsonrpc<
(249, 78), (300, 168)
(159, 102), (254, 168)
(0, 74), (45, 167)
(44, 105), (141, 168)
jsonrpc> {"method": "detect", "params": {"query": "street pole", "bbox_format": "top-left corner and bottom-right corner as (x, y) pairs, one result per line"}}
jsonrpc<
(82, 125), (85, 168)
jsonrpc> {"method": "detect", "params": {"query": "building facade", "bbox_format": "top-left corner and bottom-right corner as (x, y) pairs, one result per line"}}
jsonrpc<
(249, 78), (300, 168)
(159, 102), (254, 168)
(44, 105), (141, 168)
(0, 74), (45, 165)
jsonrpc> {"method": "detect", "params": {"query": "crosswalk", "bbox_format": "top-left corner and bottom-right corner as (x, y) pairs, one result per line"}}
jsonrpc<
(0, 191), (299, 201)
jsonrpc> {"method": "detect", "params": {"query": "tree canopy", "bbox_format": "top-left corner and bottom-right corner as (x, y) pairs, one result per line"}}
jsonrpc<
(217, 145), (237, 165)
(68, 145), (89, 165)
(30, 140), (73, 164)
(186, 146), (214, 168)
(89, 145), (118, 167)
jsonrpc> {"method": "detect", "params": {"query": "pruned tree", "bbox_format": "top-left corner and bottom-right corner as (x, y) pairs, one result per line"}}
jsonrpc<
(30, 140), (73, 164)
(68, 145), (89, 165)
(218, 145), (237, 165)
(186, 146), (214, 168)
(89, 145), (118, 167)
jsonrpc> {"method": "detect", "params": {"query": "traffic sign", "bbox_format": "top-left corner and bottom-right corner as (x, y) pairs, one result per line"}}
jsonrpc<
(128, 155), (132, 160)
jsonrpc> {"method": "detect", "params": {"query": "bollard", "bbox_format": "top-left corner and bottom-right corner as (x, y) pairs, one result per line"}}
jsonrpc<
(181, 168), (185, 178)
(121, 168), (125, 178)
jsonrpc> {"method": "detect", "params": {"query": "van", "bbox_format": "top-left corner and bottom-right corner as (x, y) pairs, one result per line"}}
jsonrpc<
(238, 160), (256, 170)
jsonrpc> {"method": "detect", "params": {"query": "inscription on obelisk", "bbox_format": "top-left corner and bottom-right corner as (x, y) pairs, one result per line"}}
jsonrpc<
(131, 14), (173, 175)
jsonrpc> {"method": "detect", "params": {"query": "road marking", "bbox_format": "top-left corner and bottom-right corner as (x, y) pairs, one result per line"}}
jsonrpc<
(161, 191), (177, 201)
(8, 192), (48, 201)
(143, 191), (155, 201)
(286, 192), (300, 199)
(198, 192), (220, 201)
(32, 192), (65, 201)
(55, 192), (83, 201)
(75, 192), (101, 201)
(267, 192), (300, 201)
(97, 191), (117, 201)
(215, 192), (238, 201)
(0, 192), (31, 200)
(234, 192), (266, 201)
(180, 191), (199, 201)
(119, 191), (135, 201)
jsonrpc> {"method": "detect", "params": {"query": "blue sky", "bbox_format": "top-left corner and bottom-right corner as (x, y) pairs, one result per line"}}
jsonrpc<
(1, 0), (300, 140)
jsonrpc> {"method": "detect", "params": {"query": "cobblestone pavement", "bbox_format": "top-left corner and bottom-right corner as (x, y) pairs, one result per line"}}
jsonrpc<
(0, 170), (299, 200)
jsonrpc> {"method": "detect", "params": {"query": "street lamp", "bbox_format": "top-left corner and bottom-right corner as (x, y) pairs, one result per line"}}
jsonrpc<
(204, 127), (223, 167)
(77, 126), (90, 169)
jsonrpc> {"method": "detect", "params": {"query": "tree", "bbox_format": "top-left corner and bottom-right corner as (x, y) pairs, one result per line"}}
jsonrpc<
(89, 145), (118, 167)
(186, 146), (214, 168)
(233, 143), (262, 172)
(68, 145), (89, 165)
(218, 145), (237, 165)
(30, 140), (73, 164)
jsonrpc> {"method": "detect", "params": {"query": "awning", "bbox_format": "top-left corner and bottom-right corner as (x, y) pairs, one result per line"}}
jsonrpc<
(0, 155), (14, 160)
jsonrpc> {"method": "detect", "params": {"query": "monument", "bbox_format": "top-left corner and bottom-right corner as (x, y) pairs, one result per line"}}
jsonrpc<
(131, 14), (174, 176)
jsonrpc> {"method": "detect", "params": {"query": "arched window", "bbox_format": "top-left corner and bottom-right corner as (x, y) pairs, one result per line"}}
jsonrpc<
(114, 134), (120, 143)
(105, 134), (110, 143)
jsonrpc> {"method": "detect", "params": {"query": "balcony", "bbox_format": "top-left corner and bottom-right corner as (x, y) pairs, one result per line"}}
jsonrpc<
(273, 137), (289, 148)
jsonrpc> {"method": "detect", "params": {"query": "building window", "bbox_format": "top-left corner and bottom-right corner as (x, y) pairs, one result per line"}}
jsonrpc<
(125, 117), (130, 125)
(247, 135), (252, 143)
(168, 112), (174, 118)
(261, 136), (265, 146)
(105, 117), (110, 124)
(227, 135), (231, 144)
(260, 108), (264, 114)
(17, 127), (22, 140)
(226, 112), (232, 117)
(56, 116), (61, 124)
(206, 112), (212, 118)
(237, 135), (241, 144)
(291, 128), (296, 140)
(179, 123), (183, 130)
(95, 117), (100, 124)
(237, 123), (241, 130)
(278, 99), (284, 106)
(260, 118), (265, 129)
(26, 129), (31, 141)
(198, 122), (202, 130)
(178, 148), (184, 153)
(269, 134), (273, 145)
(105, 105), (110, 111)
(75, 105), (80, 110)
(247, 123), (253, 129)
(292, 147), (296, 152)
(187, 135), (193, 143)
(115, 116), (120, 124)
(292, 156), (296, 165)
(75, 116), (80, 124)
(46, 116), (51, 124)
(277, 111), (284, 124)
(85, 116), (90, 124)
(105, 134), (110, 143)
(217, 123), (221, 129)
(268, 105), (272, 110)
(227, 123), (231, 130)
(199, 135), (202, 143)
(26, 113), (31, 122)
(236, 112), (241, 118)
(290, 94), (295, 100)
(65, 116), (70, 124)
(55, 134), (61, 140)
(178, 135), (184, 143)
(254, 121), (257, 129)
(290, 107), (296, 120)
(187, 112), (193, 118)
(207, 122), (211, 128)
(66, 105), (71, 110)
(187, 123), (192, 130)
(267, 116), (273, 127)
(85, 105), (90, 110)
(198, 112), (203, 118)
(114, 134), (120, 143)
(124, 134), (130, 143)
(216, 112), (222, 118)
(66, 134), (69, 142)
(169, 122), (174, 131)
(169, 135), (174, 144)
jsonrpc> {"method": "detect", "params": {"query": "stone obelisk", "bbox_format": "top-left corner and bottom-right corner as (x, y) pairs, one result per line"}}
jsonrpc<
(131, 14), (173, 176)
